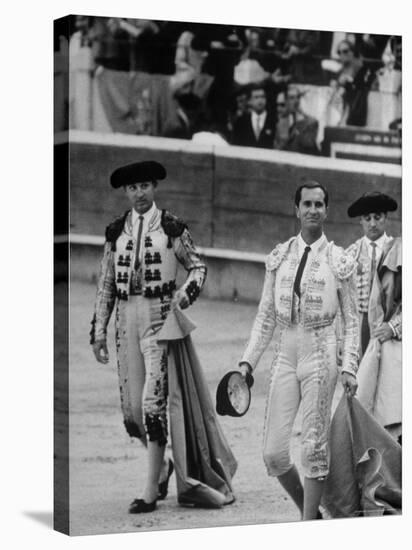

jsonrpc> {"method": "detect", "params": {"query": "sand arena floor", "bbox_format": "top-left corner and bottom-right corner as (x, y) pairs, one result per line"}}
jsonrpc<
(58, 281), (343, 535)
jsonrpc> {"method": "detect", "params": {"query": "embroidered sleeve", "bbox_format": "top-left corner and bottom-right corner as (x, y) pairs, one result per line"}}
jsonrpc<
(174, 228), (207, 305)
(265, 238), (293, 271)
(105, 210), (129, 251)
(90, 242), (117, 344)
(345, 241), (360, 260)
(330, 245), (357, 280)
(239, 265), (276, 371)
(337, 271), (359, 376)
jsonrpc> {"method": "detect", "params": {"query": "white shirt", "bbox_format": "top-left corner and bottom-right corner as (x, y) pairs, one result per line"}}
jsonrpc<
(294, 233), (327, 296)
(251, 110), (267, 139)
(362, 232), (390, 262)
(297, 232), (327, 261)
(131, 202), (157, 262)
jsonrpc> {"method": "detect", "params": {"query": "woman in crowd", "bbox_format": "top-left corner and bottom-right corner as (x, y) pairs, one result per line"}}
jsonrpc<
(331, 39), (375, 126)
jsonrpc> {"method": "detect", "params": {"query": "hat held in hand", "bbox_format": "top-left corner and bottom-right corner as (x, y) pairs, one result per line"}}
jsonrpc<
(216, 371), (254, 417)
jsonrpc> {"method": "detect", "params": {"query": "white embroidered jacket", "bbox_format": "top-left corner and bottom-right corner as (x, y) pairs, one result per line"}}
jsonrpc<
(241, 236), (359, 376)
(346, 235), (392, 314)
(91, 208), (207, 343)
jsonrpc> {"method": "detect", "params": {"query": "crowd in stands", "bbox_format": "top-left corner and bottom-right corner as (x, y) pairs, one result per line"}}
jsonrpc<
(56, 16), (402, 154)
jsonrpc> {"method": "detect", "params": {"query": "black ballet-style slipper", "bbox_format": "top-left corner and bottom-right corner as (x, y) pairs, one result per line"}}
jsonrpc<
(128, 498), (157, 514)
(158, 458), (174, 500)
(316, 509), (323, 519)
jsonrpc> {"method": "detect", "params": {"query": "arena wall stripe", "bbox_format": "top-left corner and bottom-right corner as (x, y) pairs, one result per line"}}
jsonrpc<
(60, 132), (401, 292)
(59, 130), (402, 177)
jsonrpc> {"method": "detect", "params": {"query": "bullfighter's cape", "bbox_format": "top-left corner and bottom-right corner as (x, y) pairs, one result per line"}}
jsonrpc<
(322, 394), (401, 517)
(157, 307), (237, 508)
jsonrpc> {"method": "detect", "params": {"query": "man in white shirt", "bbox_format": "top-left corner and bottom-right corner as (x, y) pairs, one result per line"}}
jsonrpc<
(346, 191), (398, 356)
(239, 182), (359, 520)
(91, 160), (207, 513)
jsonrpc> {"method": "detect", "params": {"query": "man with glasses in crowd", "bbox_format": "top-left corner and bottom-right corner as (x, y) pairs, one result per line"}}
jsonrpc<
(273, 86), (319, 155)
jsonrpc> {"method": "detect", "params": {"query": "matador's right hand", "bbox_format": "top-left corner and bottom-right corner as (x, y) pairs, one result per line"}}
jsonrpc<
(93, 339), (109, 364)
(239, 362), (252, 380)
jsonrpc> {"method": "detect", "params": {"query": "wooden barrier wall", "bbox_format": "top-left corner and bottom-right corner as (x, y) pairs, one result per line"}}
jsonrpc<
(60, 131), (401, 252)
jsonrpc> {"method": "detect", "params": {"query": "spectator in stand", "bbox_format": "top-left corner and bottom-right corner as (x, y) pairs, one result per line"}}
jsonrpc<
(281, 29), (321, 84)
(234, 30), (291, 119)
(203, 30), (244, 137)
(71, 16), (94, 48)
(174, 31), (208, 77)
(148, 21), (188, 74)
(90, 17), (160, 72)
(162, 92), (203, 139)
(226, 85), (249, 137)
(239, 28), (267, 67)
(391, 36), (402, 71)
(231, 83), (276, 148)
(274, 86), (319, 155)
(354, 34), (388, 64)
(89, 17), (127, 71)
(272, 91), (289, 148)
(332, 39), (375, 126)
(374, 35), (402, 95)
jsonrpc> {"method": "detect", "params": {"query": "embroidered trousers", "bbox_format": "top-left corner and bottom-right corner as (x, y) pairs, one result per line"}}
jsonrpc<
(263, 324), (339, 479)
(115, 295), (169, 445)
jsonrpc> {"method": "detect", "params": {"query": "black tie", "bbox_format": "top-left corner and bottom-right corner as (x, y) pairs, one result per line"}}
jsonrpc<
(294, 246), (311, 298)
(133, 215), (144, 270)
(369, 242), (377, 290)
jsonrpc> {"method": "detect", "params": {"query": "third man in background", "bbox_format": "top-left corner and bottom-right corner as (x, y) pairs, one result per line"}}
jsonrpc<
(346, 191), (398, 356)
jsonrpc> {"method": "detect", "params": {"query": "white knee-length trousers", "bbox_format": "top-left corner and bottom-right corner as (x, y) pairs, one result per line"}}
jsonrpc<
(115, 295), (169, 444)
(263, 324), (339, 479)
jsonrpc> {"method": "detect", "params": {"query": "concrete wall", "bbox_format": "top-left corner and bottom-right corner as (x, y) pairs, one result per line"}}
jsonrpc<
(58, 131), (401, 301)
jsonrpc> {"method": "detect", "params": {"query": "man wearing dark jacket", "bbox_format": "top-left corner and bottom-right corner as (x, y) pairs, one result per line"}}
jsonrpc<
(274, 86), (319, 155)
(232, 83), (276, 148)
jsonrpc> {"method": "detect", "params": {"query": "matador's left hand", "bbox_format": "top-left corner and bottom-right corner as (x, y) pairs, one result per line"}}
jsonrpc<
(372, 322), (393, 344)
(341, 372), (358, 398)
(173, 289), (190, 310)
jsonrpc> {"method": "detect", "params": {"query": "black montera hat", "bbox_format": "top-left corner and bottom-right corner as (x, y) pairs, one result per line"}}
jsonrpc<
(110, 161), (167, 189)
(216, 371), (254, 417)
(347, 191), (398, 218)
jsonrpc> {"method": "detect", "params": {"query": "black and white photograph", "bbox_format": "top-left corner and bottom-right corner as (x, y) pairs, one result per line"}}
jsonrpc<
(4, 2), (409, 549)
(53, 9), (403, 537)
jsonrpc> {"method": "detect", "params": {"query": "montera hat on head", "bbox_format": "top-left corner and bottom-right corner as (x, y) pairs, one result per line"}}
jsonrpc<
(347, 191), (398, 218)
(110, 161), (167, 189)
(216, 371), (254, 417)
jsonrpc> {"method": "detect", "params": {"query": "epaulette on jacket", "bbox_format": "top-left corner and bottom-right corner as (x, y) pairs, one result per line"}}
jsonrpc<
(105, 210), (130, 250)
(345, 239), (361, 260)
(329, 243), (357, 280)
(265, 237), (295, 271)
(161, 210), (187, 238)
